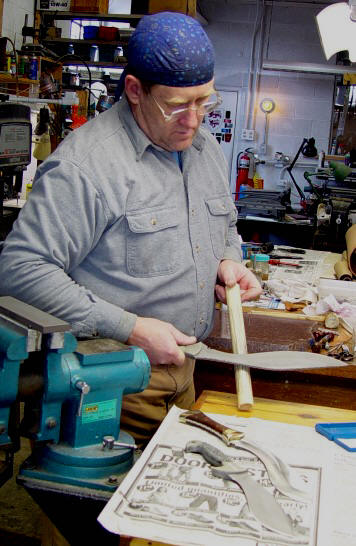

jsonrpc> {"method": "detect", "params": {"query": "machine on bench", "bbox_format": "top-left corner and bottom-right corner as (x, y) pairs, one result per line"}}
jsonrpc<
(0, 296), (150, 542)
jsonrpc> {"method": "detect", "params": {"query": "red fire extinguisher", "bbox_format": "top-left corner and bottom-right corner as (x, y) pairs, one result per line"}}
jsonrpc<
(235, 151), (250, 200)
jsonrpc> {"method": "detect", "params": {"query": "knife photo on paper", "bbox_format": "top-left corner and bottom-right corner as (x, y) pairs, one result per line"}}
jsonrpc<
(180, 410), (310, 501)
(185, 440), (297, 538)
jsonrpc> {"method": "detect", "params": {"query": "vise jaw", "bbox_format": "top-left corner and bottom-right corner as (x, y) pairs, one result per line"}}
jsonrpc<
(0, 297), (151, 491)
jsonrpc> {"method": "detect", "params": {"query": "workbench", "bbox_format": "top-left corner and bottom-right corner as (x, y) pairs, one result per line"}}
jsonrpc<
(194, 308), (356, 410)
(39, 382), (356, 546)
(120, 390), (356, 546)
(195, 248), (356, 410)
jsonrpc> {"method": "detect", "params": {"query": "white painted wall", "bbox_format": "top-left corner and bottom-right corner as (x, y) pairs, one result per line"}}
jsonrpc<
(200, 0), (336, 207)
(2, 0), (34, 49)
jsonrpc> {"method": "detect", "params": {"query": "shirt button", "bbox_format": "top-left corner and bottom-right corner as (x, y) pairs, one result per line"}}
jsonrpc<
(199, 318), (205, 325)
(191, 208), (195, 215)
(151, 218), (157, 225)
(199, 282), (205, 289)
(195, 245), (200, 253)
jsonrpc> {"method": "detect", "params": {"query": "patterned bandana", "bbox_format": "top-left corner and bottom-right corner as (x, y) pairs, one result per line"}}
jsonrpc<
(115, 11), (215, 100)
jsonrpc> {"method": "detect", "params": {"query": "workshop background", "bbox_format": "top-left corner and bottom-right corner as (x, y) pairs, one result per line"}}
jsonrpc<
(2, 0), (355, 205)
(0, 0), (354, 545)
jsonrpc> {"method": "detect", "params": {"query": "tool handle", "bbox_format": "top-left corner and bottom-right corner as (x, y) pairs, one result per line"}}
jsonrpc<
(185, 440), (227, 465)
(226, 284), (253, 411)
(179, 410), (244, 443)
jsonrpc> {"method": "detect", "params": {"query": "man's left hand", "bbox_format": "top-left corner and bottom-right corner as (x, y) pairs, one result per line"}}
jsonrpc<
(215, 259), (262, 303)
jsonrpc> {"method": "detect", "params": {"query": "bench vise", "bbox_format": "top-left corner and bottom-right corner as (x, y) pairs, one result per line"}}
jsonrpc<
(0, 296), (150, 492)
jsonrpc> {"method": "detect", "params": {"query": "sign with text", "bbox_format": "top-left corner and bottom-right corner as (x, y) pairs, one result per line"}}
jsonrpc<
(37, 0), (70, 10)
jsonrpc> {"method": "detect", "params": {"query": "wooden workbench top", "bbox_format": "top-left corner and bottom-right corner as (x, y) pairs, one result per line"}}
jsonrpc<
(194, 390), (356, 427)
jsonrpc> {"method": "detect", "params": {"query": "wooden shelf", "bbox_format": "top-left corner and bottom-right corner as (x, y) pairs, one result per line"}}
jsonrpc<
(61, 59), (126, 68)
(0, 73), (39, 84)
(43, 38), (126, 46)
(40, 11), (143, 23)
(37, 11), (134, 74)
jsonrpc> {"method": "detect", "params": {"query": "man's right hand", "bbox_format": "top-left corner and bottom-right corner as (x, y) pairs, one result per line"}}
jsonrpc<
(127, 317), (197, 366)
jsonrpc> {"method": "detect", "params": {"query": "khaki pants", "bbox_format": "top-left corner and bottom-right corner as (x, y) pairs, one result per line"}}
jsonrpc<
(120, 357), (195, 448)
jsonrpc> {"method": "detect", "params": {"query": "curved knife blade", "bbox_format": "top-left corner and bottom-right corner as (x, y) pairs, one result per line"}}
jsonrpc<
(181, 342), (344, 370)
(185, 440), (296, 537)
(180, 410), (309, 501)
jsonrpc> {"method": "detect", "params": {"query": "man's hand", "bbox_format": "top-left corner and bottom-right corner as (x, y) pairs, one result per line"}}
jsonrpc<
(215, 259), (262, 303)
(127, 317), (197, 366)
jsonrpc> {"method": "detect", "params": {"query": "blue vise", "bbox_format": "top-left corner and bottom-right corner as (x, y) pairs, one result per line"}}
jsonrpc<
(0, 297), (150, 491)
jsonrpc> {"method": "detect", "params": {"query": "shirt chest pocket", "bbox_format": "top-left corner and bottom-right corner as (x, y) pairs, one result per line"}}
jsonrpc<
(206, 196), (236, 260)
(126, 208), (179, 277)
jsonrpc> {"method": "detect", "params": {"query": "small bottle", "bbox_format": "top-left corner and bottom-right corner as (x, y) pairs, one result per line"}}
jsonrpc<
(26, 182), (32, 199)
(10, 54), (16, 76)
(28, 55), (38, 80)
(113, 45), (123, 62)
(22, 55), (29, 77)
(89, 45), (99, 62)
(18, 55), (25, 76)
(6, 53), (11, 73)
(254, 254), (270, 281)
(238, 184), (249, 200)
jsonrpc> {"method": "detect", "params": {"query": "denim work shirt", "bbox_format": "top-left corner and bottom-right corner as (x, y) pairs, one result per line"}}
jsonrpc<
(0, 96), (242, 342)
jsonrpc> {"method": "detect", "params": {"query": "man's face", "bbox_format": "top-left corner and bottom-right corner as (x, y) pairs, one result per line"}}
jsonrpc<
(130, 79), (216, 152)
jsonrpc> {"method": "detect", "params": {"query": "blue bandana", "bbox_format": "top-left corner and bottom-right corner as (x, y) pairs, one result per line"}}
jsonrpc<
(115, 11), (215, 100)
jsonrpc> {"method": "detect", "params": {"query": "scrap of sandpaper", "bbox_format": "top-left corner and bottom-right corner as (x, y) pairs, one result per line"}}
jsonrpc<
(334, 250), (353, 281)
(346, 224), (356, 276)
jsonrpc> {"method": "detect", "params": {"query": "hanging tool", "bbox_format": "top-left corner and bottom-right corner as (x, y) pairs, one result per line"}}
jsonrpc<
(226, 285), (253, 411)
(185, 440), (296, 537)
(180, 410), (309, 501)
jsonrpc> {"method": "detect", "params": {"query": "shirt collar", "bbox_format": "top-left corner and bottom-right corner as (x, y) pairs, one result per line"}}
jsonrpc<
(117, 94), (206, 161)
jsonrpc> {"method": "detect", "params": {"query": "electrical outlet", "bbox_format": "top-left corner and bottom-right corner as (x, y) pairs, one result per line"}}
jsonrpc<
(241, 129), (255, 141)
(259, 143), (267, 155)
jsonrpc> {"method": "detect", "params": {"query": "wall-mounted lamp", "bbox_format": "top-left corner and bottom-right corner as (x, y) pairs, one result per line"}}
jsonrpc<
(259, 98), (276, 155)
(260, 98), (276, 115)
(316, 1), (356, 62)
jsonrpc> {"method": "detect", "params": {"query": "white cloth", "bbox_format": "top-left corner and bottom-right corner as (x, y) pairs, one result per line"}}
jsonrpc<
(265, 279), (318, 303)
(303, 294), (356, 326)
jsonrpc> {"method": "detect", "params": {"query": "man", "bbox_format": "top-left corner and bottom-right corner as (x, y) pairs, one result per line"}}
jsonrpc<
(0, 12), (261, 446)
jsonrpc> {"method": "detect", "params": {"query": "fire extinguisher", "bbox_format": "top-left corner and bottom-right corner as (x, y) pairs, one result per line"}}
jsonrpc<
(235, 151), (250, 200)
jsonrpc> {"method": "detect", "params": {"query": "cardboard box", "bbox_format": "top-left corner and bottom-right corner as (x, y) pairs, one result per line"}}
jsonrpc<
(149, 0), (196, 16)
(70, 0), (109, 13)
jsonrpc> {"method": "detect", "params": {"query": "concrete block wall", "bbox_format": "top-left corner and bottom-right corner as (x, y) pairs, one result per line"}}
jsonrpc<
(201, 0), (336, 207)
(2, 0), (34, 49)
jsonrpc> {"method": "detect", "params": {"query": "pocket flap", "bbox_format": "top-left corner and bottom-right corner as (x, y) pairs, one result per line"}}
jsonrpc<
(126, 208), (179, 233)
(206, 196), (235, 216)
